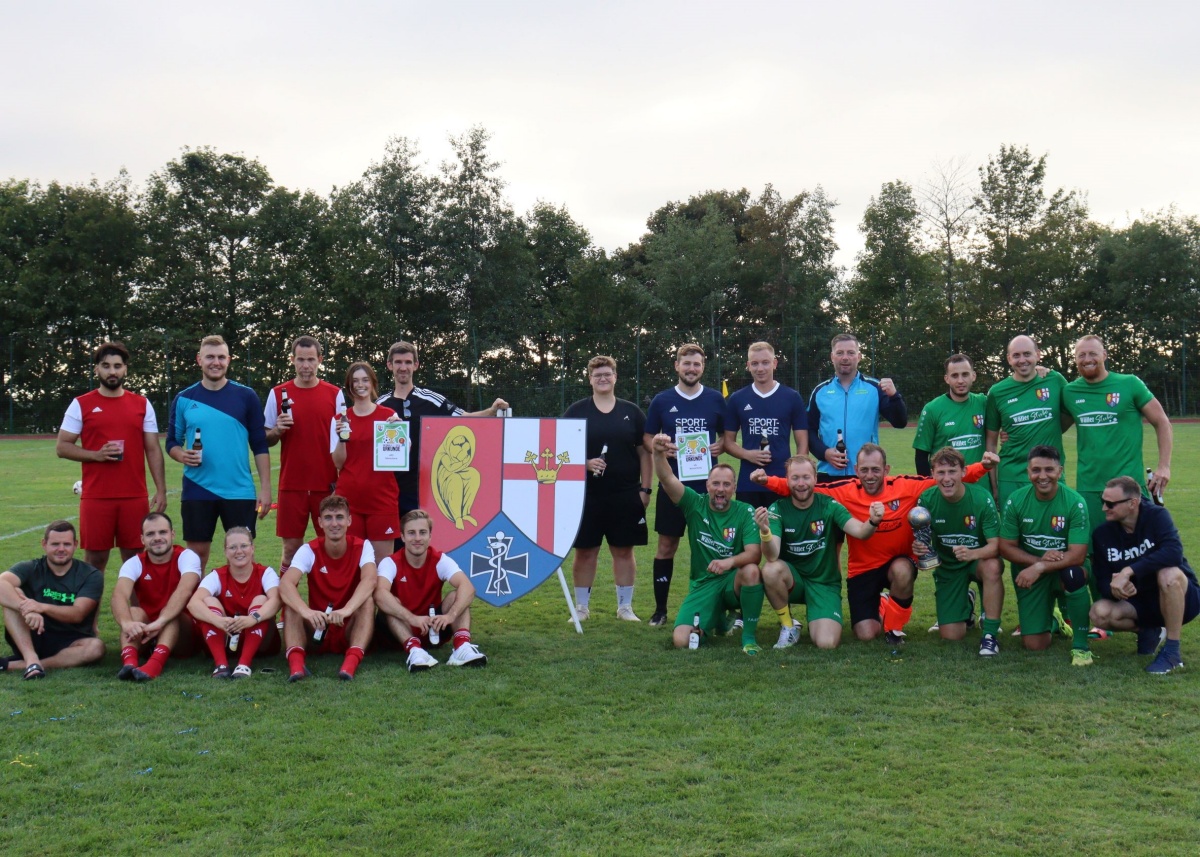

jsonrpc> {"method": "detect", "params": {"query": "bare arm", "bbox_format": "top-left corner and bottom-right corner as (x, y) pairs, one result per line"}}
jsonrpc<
(467, 397), (509, 417)
(254, 452), (272, 520)
(144, 432), (167, 513)
(143, 574), (201, 636)
(752, 506), (779, 563)
(55, 429), (111, 463)
(842, 501), (885, 540)
(651, 435), (685, 504)
(374, 576), (420, 626)
(792, 427), (809, 459)
(330, 564), (377, 625)
(1142, 398), (1173, 491)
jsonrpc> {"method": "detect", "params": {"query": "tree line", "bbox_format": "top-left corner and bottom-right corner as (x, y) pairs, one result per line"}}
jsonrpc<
(2, 131), (1197, 432)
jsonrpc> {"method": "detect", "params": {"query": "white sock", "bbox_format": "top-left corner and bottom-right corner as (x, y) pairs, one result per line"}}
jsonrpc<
(575, 587), (591, 609)
(616, 585), (634, 609)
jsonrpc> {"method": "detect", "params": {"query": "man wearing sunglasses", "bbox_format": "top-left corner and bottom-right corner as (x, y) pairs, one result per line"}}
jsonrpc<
(1089, 476), (1199, 674)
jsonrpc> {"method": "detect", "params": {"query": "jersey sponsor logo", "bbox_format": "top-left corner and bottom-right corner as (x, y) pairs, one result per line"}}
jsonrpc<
(1107, 392), (1120, 406)
(385, 527), (394, 534)
(1036, 387), (1051, 401)
(668, 406), (678, 413)
(675, 418), (708, 433)
(142, 573), (152, 580)
(1006, 398), (1018, 404)
(92, 406), (103, 413)
(945, 420), (956, 427)
(723, 527), (737, 543)
(810, 520), (825, 537)
(1107, 538), (1156, 563)
(1051, 516), (1066, 531)
(951, 434), (983, 450)
(1076, 411), (1119, 427)
(41, 588), (76, 604)
(400, 576), (408, 582)
(743, 404), (753, 411)
(940, 534), (978, 547)
(1023, 534), (1066, 552)
(225, 589), (232, 597)
(784, 539), (823, 557)
(746, 417), (778, 437)
(1009, 407), (1054, 426)
(963, 515), (976, 529)
(318, 566), (328, 574)
(887, 499), (900, 511)
(972, 414), (985, 428)
(697, 531), (735, 557)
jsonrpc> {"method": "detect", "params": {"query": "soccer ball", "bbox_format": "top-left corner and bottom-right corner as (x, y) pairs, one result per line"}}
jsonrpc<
(72, 480), (83, 496)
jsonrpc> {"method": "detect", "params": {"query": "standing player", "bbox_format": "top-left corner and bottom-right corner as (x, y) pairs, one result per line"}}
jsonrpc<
(808, 333), (907, 480)
(333, 363), (401, 563)
(111, 513), (202, 681)
(166, 335), (271, 570)
(913, 354), (987, 475)
(723, 342), (808, 508)
(0, 521), (106, 678)
(985, 335), (1068, 510)
(564, 356), (651, 621)
(642, 343), (726, 626)
(753, 445), (996, 642)
(1090, 476), (1200, 674)
(374, 510), (487, 672)
(755, 456), (883, 650)
(55, 341), (167, 573)
(651, 435), (765, 654)
(1064, 334), (1173, 534)
(264, 335), (345, 574)
(279, 495), (376, 682)
(998, 446), (1093, 665)
(376, 340), (508, 527)
(915, 448), (1004, 655)
(187, 527), (281, 679)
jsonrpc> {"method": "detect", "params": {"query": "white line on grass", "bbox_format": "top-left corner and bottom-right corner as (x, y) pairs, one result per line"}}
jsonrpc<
(0, 517), (79, 541)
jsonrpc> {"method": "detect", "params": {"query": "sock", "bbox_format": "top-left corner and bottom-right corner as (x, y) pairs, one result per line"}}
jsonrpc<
(286, 645), (307, 675)
(575, 587), (591, 609)
(775, 607), (794, 629)
(404, 636), (423, 654)
(452, 629), (471, 650)
(981, 617), (1001, 638)
(652, 558), (673, 612)
(739, 583), (764, 647)
(200, 623), (228, 667)
(882, 595), (913, 633)
(1163, 638), (1181, 660)
(1064, 586), (1092, 650)
(616, 585), (634, 609)
(237, 622), (269, 667)
(139, 644), (171, 678)
(121, 645), (139, 668)
(339, 645), (365, 677)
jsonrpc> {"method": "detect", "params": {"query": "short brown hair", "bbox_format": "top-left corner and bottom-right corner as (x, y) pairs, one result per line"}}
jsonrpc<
(402, 509), (433, 531)
(93, 341), (130, 365)
(831, 333), (859, 349)
(587, 355), (616, 375)
(292, 335), (323, 356)
(929, 447), (966, 471)
(141, 511), (173, 531)
(708, 462), (736, 480)
(747, 342), (775, 358)
(345, 362), (378, 400)
(785, 456), (817, 477)
(200, 334), (227, 350)
(1105, 475), (1141, 499)
(318, 495), (350, 516)
(388, 341), (418, 363)
(857, 442), (887, 467)
(676, 343), (705, 361)
(223, 526), (254, 545)
(43, 520), (77, 541)
(944, 353), (973, 371)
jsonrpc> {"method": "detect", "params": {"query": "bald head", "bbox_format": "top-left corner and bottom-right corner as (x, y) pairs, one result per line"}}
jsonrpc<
(1006, 335), (1040, 381)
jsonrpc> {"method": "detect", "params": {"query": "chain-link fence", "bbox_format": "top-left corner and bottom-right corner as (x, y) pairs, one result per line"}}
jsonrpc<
(3, 325), (1196, 434)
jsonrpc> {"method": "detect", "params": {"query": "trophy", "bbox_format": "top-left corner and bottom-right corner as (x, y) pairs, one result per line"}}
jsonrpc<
(908, 505), (940, 570)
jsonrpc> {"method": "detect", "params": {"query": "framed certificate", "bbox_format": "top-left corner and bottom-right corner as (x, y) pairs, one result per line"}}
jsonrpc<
(675, 431), (712, 481)
(373, 420), (411, 471)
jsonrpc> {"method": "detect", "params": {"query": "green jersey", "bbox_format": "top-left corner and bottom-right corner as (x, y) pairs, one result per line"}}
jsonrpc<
(918, 483), (999, 574)
(677, 486), (759, 582)
(1063, 371), (1154, 492)
(767, 493), (851, 587)
(913, 392), (987, 463)
(999, 483), (1089, 572)
(985, 370), (1067, 484)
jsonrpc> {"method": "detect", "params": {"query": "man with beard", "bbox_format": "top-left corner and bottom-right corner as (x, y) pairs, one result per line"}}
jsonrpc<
(111, 513), (202, 681)
(913, 354), (987, 475)
(755, 456), (883, 651)
(56, 341), (167, 573)
(651, 434), (765, 654)
(642, 343), (726, 626)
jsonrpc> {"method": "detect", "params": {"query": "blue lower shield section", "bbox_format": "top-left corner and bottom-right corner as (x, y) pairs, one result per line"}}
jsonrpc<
(448, 512), (564, 607)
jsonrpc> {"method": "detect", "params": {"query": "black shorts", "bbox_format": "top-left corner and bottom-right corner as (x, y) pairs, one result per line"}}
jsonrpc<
(655, 485), (704, 537)
(181, 499), (258, 543)
(573, 489), (648, 550)
(1129, 578), (1200, 629)
(735, 490), (777, 510)
(846, 558), (917, 626)
(6, 625), (96, 660)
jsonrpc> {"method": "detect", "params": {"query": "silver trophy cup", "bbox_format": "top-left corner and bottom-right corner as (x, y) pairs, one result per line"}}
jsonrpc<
(908, 505), (941, 570)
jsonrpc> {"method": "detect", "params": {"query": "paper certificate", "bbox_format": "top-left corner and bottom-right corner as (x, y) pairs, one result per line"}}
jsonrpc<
(675, 431), (712, 481)
(373, 420), (411, 471)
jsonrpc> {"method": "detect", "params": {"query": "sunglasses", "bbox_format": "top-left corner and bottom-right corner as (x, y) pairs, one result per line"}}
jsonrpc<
(1100, 497), (1134, 509)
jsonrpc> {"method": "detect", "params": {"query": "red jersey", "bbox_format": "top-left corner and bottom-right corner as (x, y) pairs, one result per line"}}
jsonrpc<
(292, 535), (374, 610)
(117, 545), (202, 619)
(63, 389), (155, 499)
(265, 380), (343, 492)
(766, 463), (987, 577)
(377, 546), (461, 613)
(335, 405), (400, 515)
(205, 563), (279, 616)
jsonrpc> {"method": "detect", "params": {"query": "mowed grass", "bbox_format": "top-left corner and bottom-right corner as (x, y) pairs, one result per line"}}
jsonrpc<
(2, 426), (1199, 856)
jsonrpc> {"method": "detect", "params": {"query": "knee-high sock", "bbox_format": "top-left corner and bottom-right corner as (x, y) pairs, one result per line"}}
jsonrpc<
(237, 621), (270, 667)
(652, 558), (673, 613)
(739, 584), (764, 647)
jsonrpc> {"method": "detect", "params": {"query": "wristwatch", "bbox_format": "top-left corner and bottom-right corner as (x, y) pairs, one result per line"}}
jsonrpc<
(639, 487), (651, 495)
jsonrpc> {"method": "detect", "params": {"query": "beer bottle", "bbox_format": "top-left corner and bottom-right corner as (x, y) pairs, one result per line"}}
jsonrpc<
(688, 614), (702, 650)
(428, 607), (440, 646)
(1146, 468), (1165, 506)
(192, 428), (203, 464)
(281, 389), (292, 415)
(835, 429), (847, 455)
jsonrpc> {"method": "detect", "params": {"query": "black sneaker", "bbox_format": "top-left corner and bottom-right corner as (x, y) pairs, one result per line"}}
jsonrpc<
(131, 668), (154, 682)
(287, 666), (312, 683)
(1137, 626), (1166, 655)
(979, 634), (999, 657)
(117, 664), (136, 681)
(211, 664), (232, 679)
(648, 611), (668, 627)
(884, 630), (907, 646)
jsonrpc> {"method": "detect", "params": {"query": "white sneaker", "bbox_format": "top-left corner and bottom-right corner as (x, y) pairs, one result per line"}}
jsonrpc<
(616, 605), (641, 622)
(447, 642), (488, 667)
(230, 664), (253, 679)
(406, 647), (439, 672)
(773, 624), (801, 649)
(570, 605), (590, 622)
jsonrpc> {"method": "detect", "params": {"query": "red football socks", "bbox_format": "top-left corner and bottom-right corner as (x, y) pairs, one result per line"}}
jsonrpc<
(339, 645), (365, 677)
(286, 646), (307, 676)
(200, 623), (228, 667)
(139, 644), (171, 678)
(452, 629), (471, 650)
(120, 645), (139, 668)
(237, 621), (269, 667)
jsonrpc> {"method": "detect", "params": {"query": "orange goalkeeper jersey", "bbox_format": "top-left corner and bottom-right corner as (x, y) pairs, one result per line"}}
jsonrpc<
(764, 463), (987, 577)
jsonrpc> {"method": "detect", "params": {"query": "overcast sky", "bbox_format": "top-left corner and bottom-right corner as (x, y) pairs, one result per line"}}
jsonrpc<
(3, 1), (1196, 269)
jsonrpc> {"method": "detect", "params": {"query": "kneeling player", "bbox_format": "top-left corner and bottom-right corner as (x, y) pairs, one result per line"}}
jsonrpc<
(112, 513), (202, 681)
(187, 527), (281, 678)
(279, 495), (376, 681)
(651, 434), (764, 654)
(914, 448), (1003, 655)
(375, 510), (487, 672)
(755, 456), (883, 650)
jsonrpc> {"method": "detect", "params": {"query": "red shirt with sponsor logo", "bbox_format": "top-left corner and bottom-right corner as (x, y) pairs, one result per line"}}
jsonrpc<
(62, 389), (157, 498)
(289, 536), (375, 610)
(117, 545), (202, 619)
(264, 381), (343, 492)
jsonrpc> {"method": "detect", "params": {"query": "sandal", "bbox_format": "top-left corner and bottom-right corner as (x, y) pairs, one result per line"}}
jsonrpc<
(23, 663), (45, 680)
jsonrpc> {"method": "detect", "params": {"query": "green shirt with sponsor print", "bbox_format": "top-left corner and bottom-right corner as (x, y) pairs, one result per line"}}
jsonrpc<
(913, 392), (987, 463)
(766, 492), (851, 587)
(676, 486), (759, 582)
(1063, 371), (1154, 492)
(985, 370), (1067, 484)
(918, 482), (999, 574)
(998, 483), (1089, 572)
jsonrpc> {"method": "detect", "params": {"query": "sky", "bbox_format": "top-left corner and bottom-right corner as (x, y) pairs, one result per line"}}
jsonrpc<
(3, 1), (1197, 270)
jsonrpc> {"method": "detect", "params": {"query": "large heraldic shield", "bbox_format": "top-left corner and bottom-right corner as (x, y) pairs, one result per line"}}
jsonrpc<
(420, 417), (586, 606)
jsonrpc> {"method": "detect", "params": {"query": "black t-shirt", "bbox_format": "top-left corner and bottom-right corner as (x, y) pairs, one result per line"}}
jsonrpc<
(376, 387), (465, 500)
(563, 397), (646, 496)
(8, 557), (103, 637)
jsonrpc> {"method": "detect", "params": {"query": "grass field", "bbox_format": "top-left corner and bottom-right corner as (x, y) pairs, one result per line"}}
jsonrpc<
(2, 427), (1199, 855)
